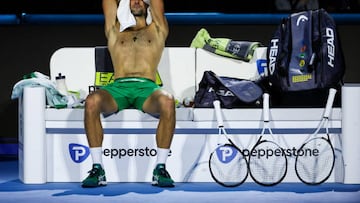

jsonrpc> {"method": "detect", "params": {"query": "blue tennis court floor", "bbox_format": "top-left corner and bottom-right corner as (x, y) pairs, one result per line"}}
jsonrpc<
(1, 157), (359, 203)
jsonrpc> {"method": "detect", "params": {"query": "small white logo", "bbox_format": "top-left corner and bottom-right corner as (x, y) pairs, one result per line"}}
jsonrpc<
(296, 15), (309, 26)
(326, 27), (335, 68)
(269, 39), (279, 75)
(69, 143), (90, 163)
(216, 145), (238, 163)
(220, 146), (234, 162)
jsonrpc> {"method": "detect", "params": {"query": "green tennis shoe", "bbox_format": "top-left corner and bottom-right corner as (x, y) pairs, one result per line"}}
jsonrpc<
(152, 164), (174, 187)
(82, 164), (107, 188)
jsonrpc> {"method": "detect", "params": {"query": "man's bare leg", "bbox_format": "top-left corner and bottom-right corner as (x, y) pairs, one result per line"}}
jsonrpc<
(82, 90), (118, 187)
(143, 89), (176, 187)
(143, 89), (175, 149)
(85, 90), (118, 146)
(156, 95), (175, 149)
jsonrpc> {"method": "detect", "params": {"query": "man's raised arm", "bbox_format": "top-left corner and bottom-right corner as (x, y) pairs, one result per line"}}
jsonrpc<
(102, 0), (118, 38)
(149, 0), (168, 35)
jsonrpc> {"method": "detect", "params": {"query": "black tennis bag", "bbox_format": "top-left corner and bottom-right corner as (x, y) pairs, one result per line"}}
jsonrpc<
(194, 71), (263, 108)
(267, 9), (345, 92)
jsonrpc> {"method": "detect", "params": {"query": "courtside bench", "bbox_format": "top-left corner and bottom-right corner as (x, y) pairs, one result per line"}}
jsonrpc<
(18, 47), (360, 184)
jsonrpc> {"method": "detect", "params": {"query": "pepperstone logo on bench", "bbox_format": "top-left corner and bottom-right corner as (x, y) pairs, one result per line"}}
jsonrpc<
(69, 143), (90, 163)
(103, 147), (172, 159)
(68, 143), (173, 163)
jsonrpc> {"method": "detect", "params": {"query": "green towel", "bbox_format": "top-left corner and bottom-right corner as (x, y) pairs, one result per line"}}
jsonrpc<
(190, 28), (262, 62)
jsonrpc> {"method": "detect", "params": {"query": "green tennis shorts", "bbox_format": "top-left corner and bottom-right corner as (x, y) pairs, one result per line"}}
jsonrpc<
(100, 77), (161, 111)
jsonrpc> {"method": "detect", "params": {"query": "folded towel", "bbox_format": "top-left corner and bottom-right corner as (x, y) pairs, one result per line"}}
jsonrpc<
(117, 0), (152, 32)
(190, 28), (262, 62)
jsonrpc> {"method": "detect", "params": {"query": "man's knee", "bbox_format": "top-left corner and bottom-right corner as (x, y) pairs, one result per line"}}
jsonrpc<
(159, 94), (175, 114)
(85, 93), (102, 112)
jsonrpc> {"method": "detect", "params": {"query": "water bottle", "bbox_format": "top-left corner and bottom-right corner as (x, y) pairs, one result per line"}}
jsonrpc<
(55, 73), (68, 96)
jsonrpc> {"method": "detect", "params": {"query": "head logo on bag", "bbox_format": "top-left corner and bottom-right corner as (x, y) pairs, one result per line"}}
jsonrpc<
(296, 15), (309, 26)
(266, 9), (345, 92)
(326, 28), (335, 68)
(268, 39), (279, 75)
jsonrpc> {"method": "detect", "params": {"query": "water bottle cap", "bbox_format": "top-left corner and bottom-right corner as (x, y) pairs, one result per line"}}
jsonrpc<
(56, 73), (66, 80)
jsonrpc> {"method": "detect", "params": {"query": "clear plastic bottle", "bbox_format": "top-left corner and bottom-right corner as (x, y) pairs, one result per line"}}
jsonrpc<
(55, 73), (68, 96)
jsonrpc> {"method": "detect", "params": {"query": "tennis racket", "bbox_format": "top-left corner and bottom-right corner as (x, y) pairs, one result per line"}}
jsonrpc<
(248, 93), (288, 186)
(208, 100), (248, 187)
(295, 88), (337, 185)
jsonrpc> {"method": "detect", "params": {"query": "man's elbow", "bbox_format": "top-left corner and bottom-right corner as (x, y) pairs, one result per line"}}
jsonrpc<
(104, 27), (110, 39)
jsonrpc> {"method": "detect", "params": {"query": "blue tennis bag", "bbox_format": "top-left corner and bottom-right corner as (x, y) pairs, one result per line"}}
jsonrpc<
(266, 9), (345, 92)
(194, 71), (263, 108)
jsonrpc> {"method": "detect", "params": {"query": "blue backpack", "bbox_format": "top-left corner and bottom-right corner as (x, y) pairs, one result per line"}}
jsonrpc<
(266, 9), (345, 92)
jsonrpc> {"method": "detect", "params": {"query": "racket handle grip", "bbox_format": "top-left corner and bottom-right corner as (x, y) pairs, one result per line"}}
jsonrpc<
(324, 88), (337, 118)
(213, 100), (224, 127)
(263, 93), (270, 122)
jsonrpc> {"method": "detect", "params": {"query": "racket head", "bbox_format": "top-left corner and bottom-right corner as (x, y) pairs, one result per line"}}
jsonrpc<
(209, 143), (248, 187)
(248, 93), (288, 186)
(295, 136), (335, 185)
(248, 138), (288, 186)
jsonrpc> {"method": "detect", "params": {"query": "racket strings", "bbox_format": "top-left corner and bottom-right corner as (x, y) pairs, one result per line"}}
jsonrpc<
(209, 145), (248, 186)
(211, 123), (249, 187)
(296, 155), (333, 183)
(296, 137), (335, 184)
(211, 157), (247, 179)
(249, 141), (287, 185)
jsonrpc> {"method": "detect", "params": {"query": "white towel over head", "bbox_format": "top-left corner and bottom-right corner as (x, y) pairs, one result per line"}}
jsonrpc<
(117, 0), (152, 32)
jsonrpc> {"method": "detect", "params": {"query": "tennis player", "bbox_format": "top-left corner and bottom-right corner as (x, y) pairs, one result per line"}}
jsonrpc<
(82, 0), (175, 188)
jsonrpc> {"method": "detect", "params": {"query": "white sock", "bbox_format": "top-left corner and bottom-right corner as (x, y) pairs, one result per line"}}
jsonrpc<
(90, 147), (103, 167)
(156, 148), (170, 165)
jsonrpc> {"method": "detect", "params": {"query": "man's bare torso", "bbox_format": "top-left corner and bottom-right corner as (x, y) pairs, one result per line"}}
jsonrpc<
(107, 22), (165, 82)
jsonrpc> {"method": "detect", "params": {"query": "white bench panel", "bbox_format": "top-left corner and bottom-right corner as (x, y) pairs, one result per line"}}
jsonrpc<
(195, 47), (267, 90)
(158, 47), (196, 101)
(50, 47), (95, 94)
